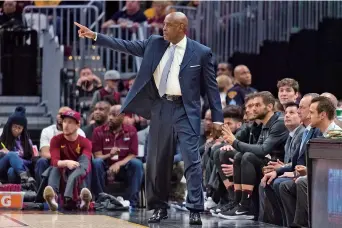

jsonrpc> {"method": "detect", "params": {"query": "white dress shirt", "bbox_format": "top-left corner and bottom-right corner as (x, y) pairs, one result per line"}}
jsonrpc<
(153, 36), (187, 96)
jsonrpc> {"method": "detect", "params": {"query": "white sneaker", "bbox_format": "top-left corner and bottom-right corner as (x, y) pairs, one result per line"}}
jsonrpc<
(43, 186), (58, 211)
(79, 188), (92, 211)
(204, 197), (217, 211)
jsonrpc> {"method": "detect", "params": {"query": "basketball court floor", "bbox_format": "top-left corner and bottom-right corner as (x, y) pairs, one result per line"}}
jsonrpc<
(0, 209), (282, 228)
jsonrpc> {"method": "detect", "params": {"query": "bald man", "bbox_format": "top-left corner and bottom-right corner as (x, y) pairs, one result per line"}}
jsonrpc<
(226, 65), (257, 106)
(75, 12), (224, 225)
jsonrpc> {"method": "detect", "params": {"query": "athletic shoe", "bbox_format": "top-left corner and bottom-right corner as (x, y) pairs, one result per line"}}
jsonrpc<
(204, 197), (217, 211)
(43, 186), (58, 211)
(171, 201), (188, 211)
(218, 203), (254, 220)
(79, 188), (92, 211)
(211, 201), (237, 217)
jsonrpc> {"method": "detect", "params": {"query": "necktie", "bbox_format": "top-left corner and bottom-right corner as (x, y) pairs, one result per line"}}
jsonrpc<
(159, 45), (177, 97)
(284, 136), (293, 164)
(300, 129), (310, 151)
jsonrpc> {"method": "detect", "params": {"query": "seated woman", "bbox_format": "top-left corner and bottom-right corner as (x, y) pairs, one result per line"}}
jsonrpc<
(0, 106), (35, 184)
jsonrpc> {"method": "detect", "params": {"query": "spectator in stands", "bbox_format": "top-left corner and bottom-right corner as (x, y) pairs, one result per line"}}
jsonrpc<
(226, 65), (257, 106)
(0, 0), (23, 27)
(37, 106), (85, 187)
(91, 70), (121, 107)
(101, 0), (147, 29)
(0, 106), (35, 184)
(92, 105), (143, 207)
(76, 67), (102, 97)
(146, 1), (169, 34)
(217, 62), (233, 78)
(220, 91), (288, 220)
(82, 101), (110, 140)
(279, 96), (339, 227)
(260, 102), (304, 226)
(201, 109), (212, 148)
(274, 99), (285, 113)
(43, 110), (92, 211)
(277, 78), (299, 107)
(217, 75), (233, 108)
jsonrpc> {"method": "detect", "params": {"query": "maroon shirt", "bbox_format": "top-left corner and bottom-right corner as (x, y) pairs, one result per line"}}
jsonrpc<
(50, 134), (92, 168)
(92, 123), (138, 165)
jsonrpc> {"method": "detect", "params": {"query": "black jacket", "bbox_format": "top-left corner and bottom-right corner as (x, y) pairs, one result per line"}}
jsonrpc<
(235, 121), (262, 144)
(232, 113), (288, 160)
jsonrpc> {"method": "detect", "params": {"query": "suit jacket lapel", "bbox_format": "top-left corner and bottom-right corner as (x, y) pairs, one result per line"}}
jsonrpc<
(152, 40), (170, 74)
(180, 38), (195, 72)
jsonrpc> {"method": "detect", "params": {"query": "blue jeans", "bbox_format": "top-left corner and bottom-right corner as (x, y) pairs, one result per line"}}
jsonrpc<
(92, 158), (144, 206)
(35, 157), (50, 188)
(0, 152), (26, 183)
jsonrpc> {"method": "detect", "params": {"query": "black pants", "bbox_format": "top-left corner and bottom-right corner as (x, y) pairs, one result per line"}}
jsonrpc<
(279, 177), (309, 227)
(146, 98), (204, 211)
(233, 152), (265, 186)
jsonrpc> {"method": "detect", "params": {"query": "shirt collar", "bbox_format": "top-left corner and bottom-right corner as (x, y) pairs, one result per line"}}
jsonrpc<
(289, 126), (300, 137)
(170, 35), (187, 49)
(323, 121), (342, 137)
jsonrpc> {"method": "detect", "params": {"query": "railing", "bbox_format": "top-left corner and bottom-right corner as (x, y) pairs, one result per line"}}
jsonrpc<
(196, 1), (342, 62)
(22, 5), (99, 67)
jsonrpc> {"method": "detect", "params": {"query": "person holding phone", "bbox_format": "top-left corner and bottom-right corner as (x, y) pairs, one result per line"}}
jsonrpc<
(91, 105), (143, 208)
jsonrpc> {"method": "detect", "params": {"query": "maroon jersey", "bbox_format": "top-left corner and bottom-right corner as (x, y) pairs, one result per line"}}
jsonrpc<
(50, 134), (92, 167)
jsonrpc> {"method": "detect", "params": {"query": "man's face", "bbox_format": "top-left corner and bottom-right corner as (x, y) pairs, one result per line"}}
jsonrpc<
(245, 99), (256, 120)
(93, 103), (110, 124)
(105, 80), (117, 89)
(217, 63), (229, 76)
(298, 96), (311, 123)
(80, 68), (92, 79)
(153, 2), (166, 15)
(204, 110), (212, 133)
(62, 118), (78, 136)
(284, 106), (301, 129)
(235, 67), (252, 86)
(108, 106), (124, 130)
(57, 107), (71, 127)
(253, 97), (269, 120)
(126, 0), (139, 12)
(224, 118), (241, 134)
(278, 86), (298, 105)
(309, 102), (323, 128)
(163, 15), (183, 42)
(3, 1), (16, 14)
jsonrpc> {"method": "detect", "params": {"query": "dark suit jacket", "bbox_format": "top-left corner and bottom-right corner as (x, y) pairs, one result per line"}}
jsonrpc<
(284, 125), (305, 164)
(277, 127), (322, 175)
(95, 34), (223, 135)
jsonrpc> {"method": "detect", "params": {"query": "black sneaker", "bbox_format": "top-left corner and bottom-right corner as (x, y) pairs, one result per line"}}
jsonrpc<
(211, 201), (237, 217)
(218, 204), (254, 220)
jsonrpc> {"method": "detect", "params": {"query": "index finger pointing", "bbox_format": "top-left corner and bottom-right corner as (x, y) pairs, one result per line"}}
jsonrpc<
(74, 22), (86, 29)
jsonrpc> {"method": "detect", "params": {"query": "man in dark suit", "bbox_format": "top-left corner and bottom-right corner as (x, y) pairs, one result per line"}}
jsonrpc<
(74, 12), (223, 225)
(261, 93), (321, 226)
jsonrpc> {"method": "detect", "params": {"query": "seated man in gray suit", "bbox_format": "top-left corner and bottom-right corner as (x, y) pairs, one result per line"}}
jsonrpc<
(260, 102), (304, 226)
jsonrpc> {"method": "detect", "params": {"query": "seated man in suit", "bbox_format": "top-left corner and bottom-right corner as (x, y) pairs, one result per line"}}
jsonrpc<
(91, 105), (144, 208)
(43, 110), (92, 211)
(261, 93), (321, 226)
(278, 96), (340, 227)
(220, 91), (289, 220)
(260, 102), (304, 226)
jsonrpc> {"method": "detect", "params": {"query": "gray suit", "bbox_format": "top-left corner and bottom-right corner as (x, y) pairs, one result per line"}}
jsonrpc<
(260, 125), (305, 225)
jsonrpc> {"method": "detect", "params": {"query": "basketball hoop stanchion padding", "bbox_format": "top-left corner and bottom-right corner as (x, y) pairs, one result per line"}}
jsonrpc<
(0, 192), (25, 209)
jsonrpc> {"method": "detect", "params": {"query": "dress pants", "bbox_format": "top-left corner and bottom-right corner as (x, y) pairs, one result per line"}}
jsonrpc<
(146, 97), (204, 211)
(279, 177), (309, 227)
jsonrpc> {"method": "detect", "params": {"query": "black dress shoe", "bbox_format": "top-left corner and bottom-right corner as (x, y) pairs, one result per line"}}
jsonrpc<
(148, 208), (168, 223)
(189, 211), (202, 225)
